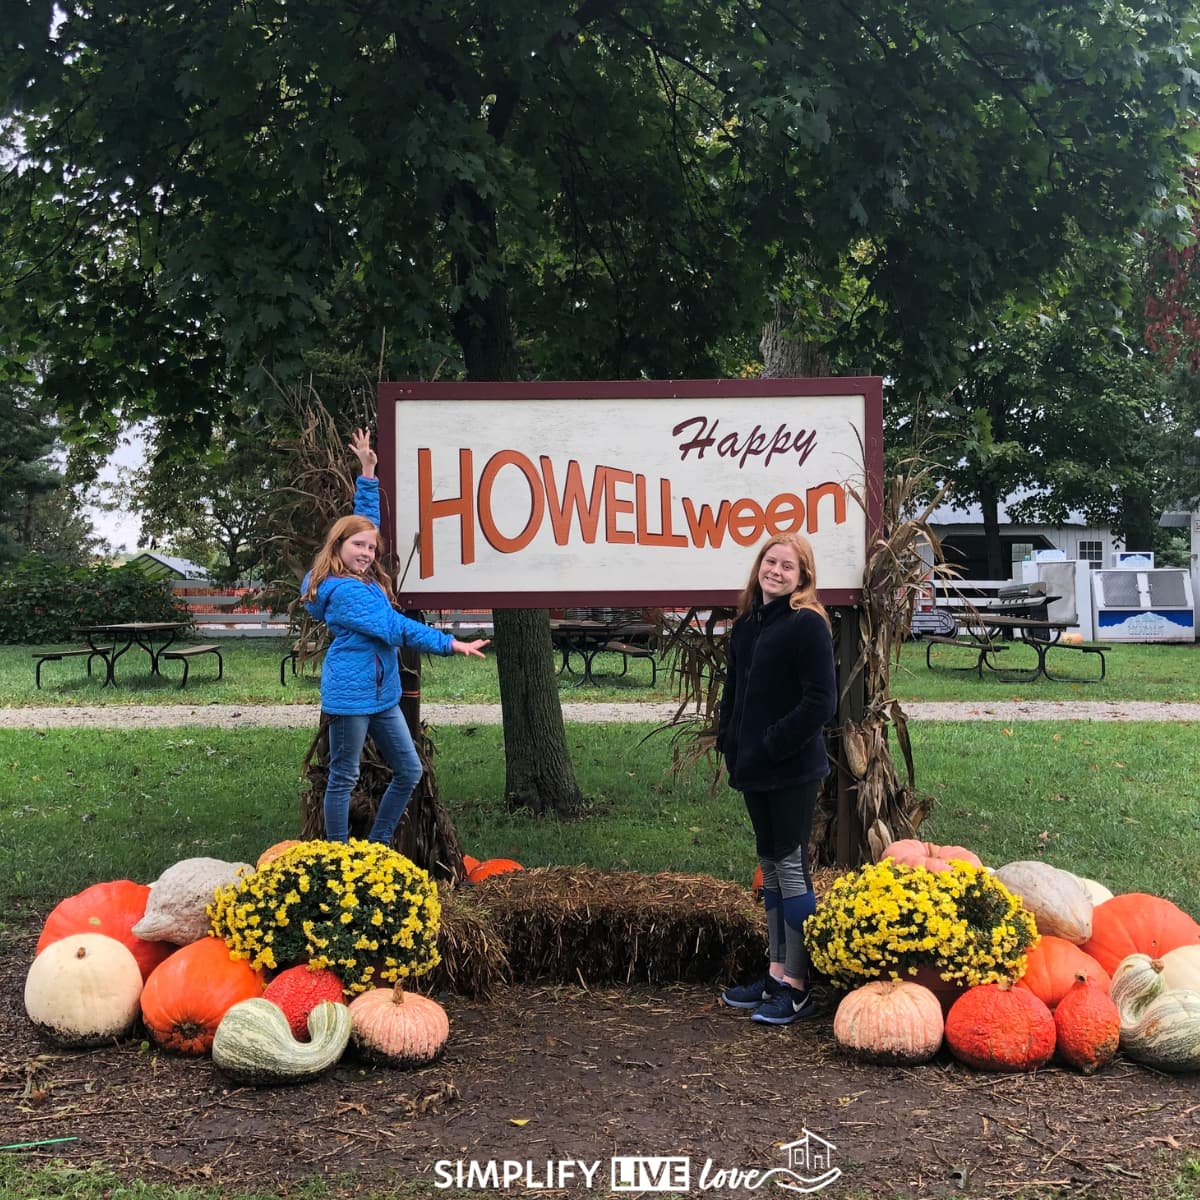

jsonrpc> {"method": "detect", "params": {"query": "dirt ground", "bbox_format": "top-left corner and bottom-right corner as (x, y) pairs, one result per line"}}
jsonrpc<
(3, 927), (1199, 1200)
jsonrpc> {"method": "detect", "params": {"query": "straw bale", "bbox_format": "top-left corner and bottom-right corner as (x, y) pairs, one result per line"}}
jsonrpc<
(430, 888), (510, 999)
(451, 867), (767, 988)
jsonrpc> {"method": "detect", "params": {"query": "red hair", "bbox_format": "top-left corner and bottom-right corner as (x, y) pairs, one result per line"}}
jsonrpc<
(736, 533), (829, 628)
(303, 515), (395, 603)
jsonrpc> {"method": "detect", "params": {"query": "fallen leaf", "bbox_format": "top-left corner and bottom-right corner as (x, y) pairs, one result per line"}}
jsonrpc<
(509, 1118), (530, 1126)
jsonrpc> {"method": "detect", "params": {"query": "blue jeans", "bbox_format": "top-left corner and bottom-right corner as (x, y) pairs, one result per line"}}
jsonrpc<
(323, 707), (424, 845)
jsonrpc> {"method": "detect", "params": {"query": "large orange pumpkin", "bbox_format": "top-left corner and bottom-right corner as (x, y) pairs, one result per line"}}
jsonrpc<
(37, 880), (175, 982)
(1081, 893), (1200, 976)
(140, 937), (265, 1055)
(1016, 936), (1110, 1010)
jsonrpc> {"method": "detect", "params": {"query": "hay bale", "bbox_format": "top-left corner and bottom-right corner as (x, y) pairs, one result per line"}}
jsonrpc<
(430, 888), (510, 999)
(453, 867), (767, 988)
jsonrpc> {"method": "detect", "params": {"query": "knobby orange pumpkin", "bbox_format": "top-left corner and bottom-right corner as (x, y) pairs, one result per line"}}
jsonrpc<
(1053, 974), (1119, 1075)
(140, 936), (265, 1055)
(1081, 893), (1200, 976)
(37, 880), (175, 982)
(944, 982), (1056, 1072)
(263, 965), (346, 1041)
(1016, 935), (1110, 1010)
(466, 858), (525, 883)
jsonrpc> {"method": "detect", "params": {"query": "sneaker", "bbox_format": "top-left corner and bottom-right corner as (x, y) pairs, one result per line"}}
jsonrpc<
(721, 974), (783, 1010)
(751, 984), (815, 1025)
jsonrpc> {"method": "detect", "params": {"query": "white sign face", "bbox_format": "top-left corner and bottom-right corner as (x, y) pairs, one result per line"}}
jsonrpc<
(380, 379), (882, 608)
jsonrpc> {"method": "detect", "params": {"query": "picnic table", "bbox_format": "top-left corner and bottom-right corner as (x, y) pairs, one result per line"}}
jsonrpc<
(34, 622), (222, 689)
(549, 609), (659, 686)
(925, 613), (1111, 683)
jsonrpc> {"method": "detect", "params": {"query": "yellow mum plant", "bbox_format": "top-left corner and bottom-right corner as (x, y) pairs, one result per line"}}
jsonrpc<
(208, 839), (441, 995)
(806, 859), (1038, 990)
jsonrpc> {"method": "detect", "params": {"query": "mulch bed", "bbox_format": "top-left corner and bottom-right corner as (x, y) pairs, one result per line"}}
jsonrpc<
(3, 923), (1199, 1199)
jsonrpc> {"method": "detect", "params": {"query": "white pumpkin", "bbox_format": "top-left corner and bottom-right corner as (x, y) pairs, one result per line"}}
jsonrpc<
(1072, 875), (1114, 907)
(1155, 945), (1200, 996)
(25, 932), (143, 1047)
(994, 860), (1093, 945)
(132, 856), (252, 945)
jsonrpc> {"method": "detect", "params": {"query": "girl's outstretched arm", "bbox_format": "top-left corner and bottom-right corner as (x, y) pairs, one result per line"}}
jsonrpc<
(450, 638), (490, 658)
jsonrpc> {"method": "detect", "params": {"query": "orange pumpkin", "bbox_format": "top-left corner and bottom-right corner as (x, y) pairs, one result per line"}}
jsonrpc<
(256, 840), (303, 868)
(348, 986), (450, 1067)
(884, 839), (983, 874)
(461, 854), (481, 876)
(140, 936), (265, 1055)
(1081, 893), (1200, 976)
(751, 864), (764, 894)
(833, 980), (944, 1065)
(1016, 936), (1110, 1010)
(1053, 974), (1119, 1074)
(944, 983), (1055, 1072)
(37, 880), (175, 982)
(466, 858), (525, 883)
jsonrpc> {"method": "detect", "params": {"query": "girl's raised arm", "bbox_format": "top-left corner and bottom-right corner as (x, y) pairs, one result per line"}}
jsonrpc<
(349, 427), (377, 479)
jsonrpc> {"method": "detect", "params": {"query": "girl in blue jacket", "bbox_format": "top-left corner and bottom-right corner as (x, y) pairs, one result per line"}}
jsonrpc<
(716, 533), (837, 1025)
(303, 430), (489, 844)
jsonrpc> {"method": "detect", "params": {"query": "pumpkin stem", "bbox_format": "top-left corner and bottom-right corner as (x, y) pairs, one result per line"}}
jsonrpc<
(391, 982), (406, 1004)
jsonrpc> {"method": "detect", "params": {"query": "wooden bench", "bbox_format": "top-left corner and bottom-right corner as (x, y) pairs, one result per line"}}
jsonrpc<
(280, 638), (325, 685)
(602, 608), (660, 686)
(159, 644), (223, 688)
(1042, 641), (1113, 682)
(32, 647), (113, 689)
(924, 635), (1008, 677)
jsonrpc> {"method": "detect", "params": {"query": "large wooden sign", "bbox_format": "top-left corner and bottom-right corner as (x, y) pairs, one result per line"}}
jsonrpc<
(377, 377), (883, 608)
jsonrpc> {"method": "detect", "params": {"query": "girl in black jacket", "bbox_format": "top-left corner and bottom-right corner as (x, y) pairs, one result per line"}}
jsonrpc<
(716, 534), (837, 1024)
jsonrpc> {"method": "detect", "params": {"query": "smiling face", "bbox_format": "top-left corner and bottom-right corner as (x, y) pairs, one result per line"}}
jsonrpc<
(338, 527), (379, 575)
(757, 542), (801, 601)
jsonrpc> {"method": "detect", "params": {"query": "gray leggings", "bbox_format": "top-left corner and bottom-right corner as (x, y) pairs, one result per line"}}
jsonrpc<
(743, 781), (819, 981)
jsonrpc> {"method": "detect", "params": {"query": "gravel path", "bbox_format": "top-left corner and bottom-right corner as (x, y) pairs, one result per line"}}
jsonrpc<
(2, 699), (1198, 728)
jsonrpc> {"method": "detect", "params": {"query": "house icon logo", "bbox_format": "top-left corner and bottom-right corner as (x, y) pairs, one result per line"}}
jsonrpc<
(770, 1130), (841, 1193)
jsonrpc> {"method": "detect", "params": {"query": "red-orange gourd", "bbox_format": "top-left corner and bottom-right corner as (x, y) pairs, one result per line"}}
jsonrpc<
(1081, 893), (1200, 977)
(461, 855), (481, 876)
(37, 880), (175, 982)
(1016, 936), (1110, 1010)
(751, 865), (764, 893)
(1053, 974), (1120, 1074)
(256, 840), (303, 868)
(944, 983), (1056, 1072)
(883, 839), (983, 874)
(140, 936), (265, 1055)
(262, 965), (346, 1041)
(466, 858), (525, 883)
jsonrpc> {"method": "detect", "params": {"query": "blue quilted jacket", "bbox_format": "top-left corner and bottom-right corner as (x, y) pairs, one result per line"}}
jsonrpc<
(302, 477), (454, 715)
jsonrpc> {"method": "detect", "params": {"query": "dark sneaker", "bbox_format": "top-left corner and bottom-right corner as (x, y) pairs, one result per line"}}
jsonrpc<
(751, 984), (815, 1025)
(721, 974), (783, 1010)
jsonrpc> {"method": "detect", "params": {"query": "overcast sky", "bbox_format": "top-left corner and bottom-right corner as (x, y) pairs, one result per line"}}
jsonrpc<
(84, 425), (146, 554)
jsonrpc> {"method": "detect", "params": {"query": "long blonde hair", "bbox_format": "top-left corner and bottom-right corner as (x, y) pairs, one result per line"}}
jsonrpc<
(736, 533), (830, 628)
(303, 515), (396, 603)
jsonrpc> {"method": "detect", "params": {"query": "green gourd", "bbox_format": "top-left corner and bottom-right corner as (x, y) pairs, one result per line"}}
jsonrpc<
(212, 998), (351, 1085)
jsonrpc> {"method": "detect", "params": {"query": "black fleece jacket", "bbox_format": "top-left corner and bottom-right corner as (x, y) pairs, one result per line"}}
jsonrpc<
(716, 595), (837, 792)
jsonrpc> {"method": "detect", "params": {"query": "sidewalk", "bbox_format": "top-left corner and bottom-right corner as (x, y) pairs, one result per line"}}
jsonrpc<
(2, 699), (1198, 729)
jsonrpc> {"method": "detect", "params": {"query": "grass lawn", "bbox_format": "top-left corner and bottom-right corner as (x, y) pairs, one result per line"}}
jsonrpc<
(2, 636), (1199, 707)
(2, 720), (1196, 920)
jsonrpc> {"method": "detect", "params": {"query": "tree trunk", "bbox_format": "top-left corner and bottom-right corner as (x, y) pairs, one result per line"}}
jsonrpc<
(449, 184), (584, 820)
(493, 607), (583, 816)
(980, 477), (1005, 579)
(760, 301), (833, 378)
